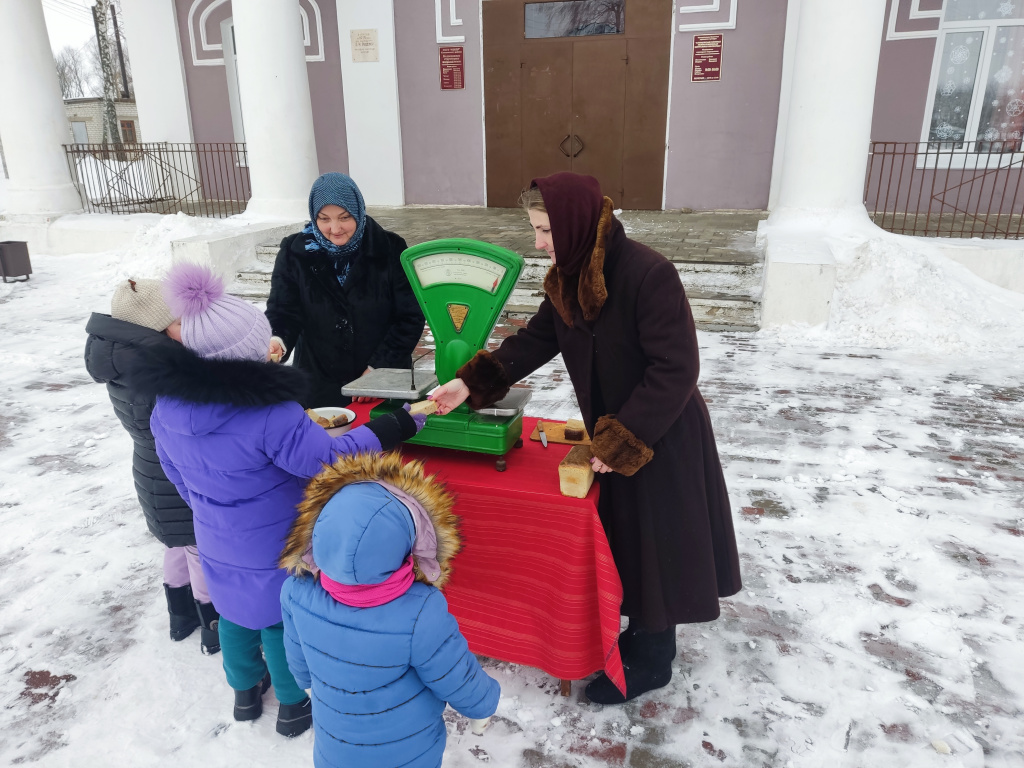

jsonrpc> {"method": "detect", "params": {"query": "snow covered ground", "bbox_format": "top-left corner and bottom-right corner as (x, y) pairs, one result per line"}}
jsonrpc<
(1, 216), (1022, 767)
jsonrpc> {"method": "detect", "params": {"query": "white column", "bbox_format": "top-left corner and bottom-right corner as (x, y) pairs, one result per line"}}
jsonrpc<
(760, 0), (886, 328)
(337, 0), (405, 205)
(769, 0), (887, 223)
(117, 0), (193, 144)
(231, 0), (319, 220)
(0, 0), (82, 216)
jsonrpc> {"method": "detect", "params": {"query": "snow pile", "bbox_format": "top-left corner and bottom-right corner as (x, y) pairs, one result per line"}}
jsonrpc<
(763, 233), (1024, 354)
(115, 212), (245, 278)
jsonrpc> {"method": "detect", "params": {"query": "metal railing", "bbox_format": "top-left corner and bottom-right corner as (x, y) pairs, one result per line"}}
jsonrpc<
(864, 141), (1024, 239)
(63, 142), (251, 218)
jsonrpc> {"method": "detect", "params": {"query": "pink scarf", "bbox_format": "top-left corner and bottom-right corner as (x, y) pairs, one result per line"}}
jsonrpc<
(320, 556), (415, 607)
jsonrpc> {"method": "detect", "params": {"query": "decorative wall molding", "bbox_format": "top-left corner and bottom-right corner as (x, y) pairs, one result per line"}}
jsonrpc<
(187, 0), (325, 66)
(886, 0), (942, 41)
(678, 0), (736, 32)
(436, 0), (465, 43)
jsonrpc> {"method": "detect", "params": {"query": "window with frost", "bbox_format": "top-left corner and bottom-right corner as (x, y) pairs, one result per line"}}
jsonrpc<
(926, 0), (1024, 151)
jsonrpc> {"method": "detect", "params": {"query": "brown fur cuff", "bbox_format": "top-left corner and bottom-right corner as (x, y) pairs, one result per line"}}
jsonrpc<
(592, 415), (654, 476)
(456, 350), (511, 410)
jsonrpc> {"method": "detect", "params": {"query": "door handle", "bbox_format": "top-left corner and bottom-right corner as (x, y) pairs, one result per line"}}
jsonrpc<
(558, 134), (571, 157)
(572, 134), (584, 158)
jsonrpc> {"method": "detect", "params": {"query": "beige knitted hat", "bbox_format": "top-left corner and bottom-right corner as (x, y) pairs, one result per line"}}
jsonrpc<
(110, 278), (176, 332)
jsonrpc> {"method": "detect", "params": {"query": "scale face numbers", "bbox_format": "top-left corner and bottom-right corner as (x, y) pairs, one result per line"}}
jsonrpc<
(412, 252), (508, 294)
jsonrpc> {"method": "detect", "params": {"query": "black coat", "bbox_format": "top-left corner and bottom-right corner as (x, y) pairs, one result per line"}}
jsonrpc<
(483, 212), (742, 632)
(83, 313), (195, 548)
(265, 218), (425, 408)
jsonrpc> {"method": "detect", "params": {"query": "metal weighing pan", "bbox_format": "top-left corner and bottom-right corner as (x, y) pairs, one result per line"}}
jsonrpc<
(341, 367), (439, 401)
(473, 387), (531, 417)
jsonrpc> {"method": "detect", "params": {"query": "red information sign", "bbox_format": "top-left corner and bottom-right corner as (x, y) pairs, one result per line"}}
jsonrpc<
(440, 46), (465, 91)
(691, 34), (723, 82)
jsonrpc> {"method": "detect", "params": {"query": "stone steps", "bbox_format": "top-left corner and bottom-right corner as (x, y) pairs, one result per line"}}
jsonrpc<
(235, 231), (762, 330)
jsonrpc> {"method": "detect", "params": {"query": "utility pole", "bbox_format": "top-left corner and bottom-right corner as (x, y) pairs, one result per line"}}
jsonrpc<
(91, 0), (122, 148)
(109, 3), (130, 99)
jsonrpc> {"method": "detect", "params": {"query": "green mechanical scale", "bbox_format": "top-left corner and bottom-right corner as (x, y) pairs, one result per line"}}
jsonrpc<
(343, 239), (526, 460)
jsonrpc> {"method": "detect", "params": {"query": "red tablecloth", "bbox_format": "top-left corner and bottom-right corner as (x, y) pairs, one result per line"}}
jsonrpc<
(349, 403), (624, 693)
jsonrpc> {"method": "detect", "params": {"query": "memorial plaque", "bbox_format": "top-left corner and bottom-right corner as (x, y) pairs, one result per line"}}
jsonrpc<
(351, 29), (379, 63)
(691, 33), (723, 82)
(440, 46), (465, 90)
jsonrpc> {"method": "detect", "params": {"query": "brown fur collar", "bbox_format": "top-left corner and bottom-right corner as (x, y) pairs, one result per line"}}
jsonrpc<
(543, 196), (614, 327)
(279, 452), (461, 589)
(592, 415), (654, 476)
(456, 349), (511, 410)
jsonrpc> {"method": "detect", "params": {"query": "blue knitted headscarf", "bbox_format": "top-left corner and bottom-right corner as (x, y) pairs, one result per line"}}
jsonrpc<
(302, 172), (367, 286)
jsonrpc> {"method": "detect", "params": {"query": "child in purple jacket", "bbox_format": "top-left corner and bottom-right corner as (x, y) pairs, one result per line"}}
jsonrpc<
(131, 263), (424, 738)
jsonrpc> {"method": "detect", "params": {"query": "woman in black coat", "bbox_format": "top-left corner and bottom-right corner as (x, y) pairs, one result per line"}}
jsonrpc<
(432, 173), (742, 705)
(84, 279), (219, 653)
(266, 172), (425, 408)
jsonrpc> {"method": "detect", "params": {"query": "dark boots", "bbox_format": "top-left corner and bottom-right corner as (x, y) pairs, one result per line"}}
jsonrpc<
(276, 697), (312, 738)
(234, 672), (272, 721)
(194, 600), (221, 656)
(585, 624), (676, 705)
(164, 584), (200, 641)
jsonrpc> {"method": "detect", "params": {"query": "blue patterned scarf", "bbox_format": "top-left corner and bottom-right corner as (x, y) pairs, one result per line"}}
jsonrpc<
(304, 172), (367, 287)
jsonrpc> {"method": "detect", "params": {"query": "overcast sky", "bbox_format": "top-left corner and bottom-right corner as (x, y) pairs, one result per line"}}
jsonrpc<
(42, 0), (99, 55)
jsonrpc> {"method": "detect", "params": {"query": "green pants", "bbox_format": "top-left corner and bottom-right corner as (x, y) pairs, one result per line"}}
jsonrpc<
(218, 618), (306, 706)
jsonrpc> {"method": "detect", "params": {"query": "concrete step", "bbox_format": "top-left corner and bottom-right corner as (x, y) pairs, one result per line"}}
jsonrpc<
(237, 238), (763, 331)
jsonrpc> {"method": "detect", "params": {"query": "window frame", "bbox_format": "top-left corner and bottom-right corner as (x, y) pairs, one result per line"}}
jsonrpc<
(119, 120), (137, 144)
(919, 12), (1024, 168)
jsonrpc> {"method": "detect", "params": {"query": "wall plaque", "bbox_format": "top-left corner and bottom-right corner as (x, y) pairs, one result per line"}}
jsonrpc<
(351, 29), (379, 63)
(691, 33), (723, 82)
(440, 46), (465, 90)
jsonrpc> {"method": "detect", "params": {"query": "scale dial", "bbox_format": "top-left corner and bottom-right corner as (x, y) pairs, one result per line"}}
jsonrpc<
(412, 252), (508, 294)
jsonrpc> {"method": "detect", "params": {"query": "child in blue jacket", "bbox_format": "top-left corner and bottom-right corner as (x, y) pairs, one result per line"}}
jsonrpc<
(280, 452), (500, 768)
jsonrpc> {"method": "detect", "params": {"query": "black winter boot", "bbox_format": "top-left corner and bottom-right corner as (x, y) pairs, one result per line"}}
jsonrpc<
(585, 625), (676, 705)
(233, 672), (272, 722)
(194, 600), (221, 656)
(164, 584), (200, 641)
(276, 697), (312, 737)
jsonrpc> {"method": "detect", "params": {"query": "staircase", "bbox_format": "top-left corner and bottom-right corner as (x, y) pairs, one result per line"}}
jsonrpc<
(232, 209), (764, 330)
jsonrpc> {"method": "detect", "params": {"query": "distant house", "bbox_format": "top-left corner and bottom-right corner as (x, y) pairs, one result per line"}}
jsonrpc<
(64, 97), (140, 144)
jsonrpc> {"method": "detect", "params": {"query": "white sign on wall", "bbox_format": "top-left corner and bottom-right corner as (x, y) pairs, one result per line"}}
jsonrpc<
(351, 29), (379, 62)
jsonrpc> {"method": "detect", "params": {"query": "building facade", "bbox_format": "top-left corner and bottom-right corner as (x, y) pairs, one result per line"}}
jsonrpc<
(136, 0), (1020, 211)
(64, 98), (141, 144)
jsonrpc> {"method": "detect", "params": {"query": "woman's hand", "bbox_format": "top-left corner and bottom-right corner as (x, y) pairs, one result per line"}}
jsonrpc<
(429, 378), (470, 415)
(590, 456), (614, 474)
(352, 367), (375, 403)
(268, 337), (286, 363)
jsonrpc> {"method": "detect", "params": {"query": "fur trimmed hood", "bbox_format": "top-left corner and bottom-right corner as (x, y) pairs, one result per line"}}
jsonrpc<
(543, 196), (615, 327)
(280, 452), (461, 590)
(127, 338), (309, 408)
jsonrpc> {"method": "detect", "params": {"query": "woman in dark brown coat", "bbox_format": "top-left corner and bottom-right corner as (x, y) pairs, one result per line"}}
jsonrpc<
(431, 172), (741, 705)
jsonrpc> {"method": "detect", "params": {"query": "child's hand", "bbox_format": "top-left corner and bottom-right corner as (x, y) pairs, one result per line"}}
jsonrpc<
(469, 717), (491, 736)
(402, 402), (427, 433)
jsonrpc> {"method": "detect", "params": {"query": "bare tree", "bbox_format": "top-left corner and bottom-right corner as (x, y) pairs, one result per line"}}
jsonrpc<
(54, 45), (90, 99)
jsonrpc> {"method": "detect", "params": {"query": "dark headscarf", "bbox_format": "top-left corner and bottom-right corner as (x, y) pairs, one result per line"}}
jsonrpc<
(303, 172), (368, 287)
(532, 172), (605, 276)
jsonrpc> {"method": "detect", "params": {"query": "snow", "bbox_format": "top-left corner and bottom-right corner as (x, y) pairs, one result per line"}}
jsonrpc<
(1, 215), (1022, 767)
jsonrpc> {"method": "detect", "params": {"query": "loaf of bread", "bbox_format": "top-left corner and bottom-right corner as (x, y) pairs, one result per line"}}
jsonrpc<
(305, 408), (331, 428)
(558, 445), (595, 498)
(409, 399), (437, 416)
(563, 418), (587, 442)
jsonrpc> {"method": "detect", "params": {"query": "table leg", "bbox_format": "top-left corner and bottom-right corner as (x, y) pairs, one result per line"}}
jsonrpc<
(495, 457), (507, 472)
(559, 679), (572, 697)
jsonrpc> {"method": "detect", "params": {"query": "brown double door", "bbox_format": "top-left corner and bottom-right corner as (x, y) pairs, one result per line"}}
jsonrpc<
(484, 0), (671, 210)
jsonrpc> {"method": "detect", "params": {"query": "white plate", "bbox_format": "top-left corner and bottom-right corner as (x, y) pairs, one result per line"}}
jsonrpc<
(309, 407), (356, 436)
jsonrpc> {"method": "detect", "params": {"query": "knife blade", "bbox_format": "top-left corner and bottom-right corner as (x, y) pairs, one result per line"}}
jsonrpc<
(537, 420), (548, 448)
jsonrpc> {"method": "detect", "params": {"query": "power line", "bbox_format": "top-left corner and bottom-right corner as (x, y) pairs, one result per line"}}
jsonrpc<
(43, 1), (93, 25)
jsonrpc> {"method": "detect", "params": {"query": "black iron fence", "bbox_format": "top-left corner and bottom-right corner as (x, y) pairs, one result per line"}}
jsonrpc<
(63, 142), (251, 218)
(865, 141), (1024, 239)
